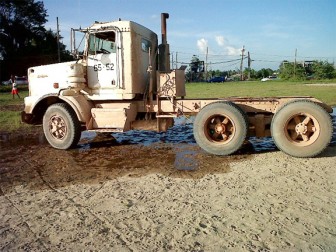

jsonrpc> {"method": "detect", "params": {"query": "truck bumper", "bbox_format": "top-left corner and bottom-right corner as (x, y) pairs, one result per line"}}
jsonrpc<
(21, 111), (35, 124)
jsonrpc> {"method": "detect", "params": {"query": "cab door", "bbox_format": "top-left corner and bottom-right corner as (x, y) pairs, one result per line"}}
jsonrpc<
(87, 30), (119, 90)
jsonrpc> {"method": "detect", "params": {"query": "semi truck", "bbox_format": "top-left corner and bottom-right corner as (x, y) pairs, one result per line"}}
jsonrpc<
(22, 13), (333, 158)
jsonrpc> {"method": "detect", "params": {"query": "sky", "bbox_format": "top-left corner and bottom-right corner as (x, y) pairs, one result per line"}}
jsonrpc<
(43, 0), (336, 70)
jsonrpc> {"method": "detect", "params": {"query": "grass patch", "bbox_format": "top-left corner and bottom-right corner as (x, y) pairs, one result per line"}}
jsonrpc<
(0, 109), (37, 134)
(186, 80), (336, 106)
(0, 92), (28, 106)
(0, 85), (29, 106)
(0, 80), (335, 133)
(0, 89), (31, 133)
(0, 111), (25, 131)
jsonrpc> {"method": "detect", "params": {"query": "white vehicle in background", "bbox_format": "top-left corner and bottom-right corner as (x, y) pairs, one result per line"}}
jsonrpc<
(1, 80), (11, 85)
(15, 76), (29, 85)
(261, 76), (278, 82)
(1, 76), (28, 85)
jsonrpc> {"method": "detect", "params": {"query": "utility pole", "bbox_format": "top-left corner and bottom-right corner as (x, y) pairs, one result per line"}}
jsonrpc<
(240, 45), (245, 81)
(57, 17), (61, 63)
(175, 51), (178, 69)
(205, 47), (208, 81)
(294, 48), (297, 79)
(247, 51), (251, 80)
(171, 53), (174, 69)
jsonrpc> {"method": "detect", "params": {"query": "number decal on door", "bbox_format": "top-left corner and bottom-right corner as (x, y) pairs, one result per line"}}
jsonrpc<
(106, 63), (114, 70)
(94, 63), (114, 71)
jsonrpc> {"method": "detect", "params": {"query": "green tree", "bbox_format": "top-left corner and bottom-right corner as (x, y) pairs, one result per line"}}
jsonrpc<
(0, 0), (47, 59)
(279, 61), (306, 80)
(311, 61), (336, 79)
(257, 68), (274, 79)
(249, 68), (258, 79)
(0, 0), (72, 80)
(186, 55), (205, 82)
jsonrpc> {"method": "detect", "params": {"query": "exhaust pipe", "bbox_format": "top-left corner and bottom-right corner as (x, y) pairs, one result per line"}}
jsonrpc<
(161, 13), (169, 44)
(158, 13), (170, 73)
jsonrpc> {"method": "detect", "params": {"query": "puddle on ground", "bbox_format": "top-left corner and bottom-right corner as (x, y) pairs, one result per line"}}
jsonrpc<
(174, 145), (199, 171)
(79, 116), (276, 153)
(80, 107), (336, 155)
(0, 127), (45, 145)
(330, 107), (336, 146)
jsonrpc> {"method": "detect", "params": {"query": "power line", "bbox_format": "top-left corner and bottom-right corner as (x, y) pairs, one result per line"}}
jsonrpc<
(252, 59), (283, 63)
(171, 50), (249, 58)
(250, 52), (336, 59)
(172, 48), (336, 71)
(208, 58), (245, 65)
(176, 57), (244, 66)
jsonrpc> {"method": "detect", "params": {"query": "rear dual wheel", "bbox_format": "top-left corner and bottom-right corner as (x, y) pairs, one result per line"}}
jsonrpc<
(193, 102), (248, 156)
(271, 100), (333, 158)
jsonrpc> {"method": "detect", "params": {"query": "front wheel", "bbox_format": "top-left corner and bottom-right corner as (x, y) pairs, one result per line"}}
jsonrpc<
(271, 100), (333, 158)
(193, 102), (248, 156)
(43, 103), (82, 149)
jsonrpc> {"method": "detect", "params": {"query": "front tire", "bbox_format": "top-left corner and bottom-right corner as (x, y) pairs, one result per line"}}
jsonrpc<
(193, 102), (248, 156)
(43, 103), (81, 149)
(271, 100), (333, 158)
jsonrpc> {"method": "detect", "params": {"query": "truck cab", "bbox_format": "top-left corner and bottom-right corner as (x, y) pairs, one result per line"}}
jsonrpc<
(81, 20), (158, 100)
(22, 14), (183, 149)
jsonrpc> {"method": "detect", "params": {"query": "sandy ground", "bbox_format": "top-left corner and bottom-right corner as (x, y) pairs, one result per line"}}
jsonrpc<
(0, 128), (335, 252)
(304, 83), (336, 86)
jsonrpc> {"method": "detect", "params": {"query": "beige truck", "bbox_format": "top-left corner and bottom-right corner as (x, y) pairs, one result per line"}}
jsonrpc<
(22, 13), (333, 158)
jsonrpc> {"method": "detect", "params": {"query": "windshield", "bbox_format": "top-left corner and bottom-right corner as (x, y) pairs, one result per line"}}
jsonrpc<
(88, 31), (116, 55)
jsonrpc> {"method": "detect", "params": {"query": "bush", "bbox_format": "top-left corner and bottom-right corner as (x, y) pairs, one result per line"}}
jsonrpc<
(311, 61), (336, 79)
(0, 84), (28, 93)
(279, 60), (336, 81)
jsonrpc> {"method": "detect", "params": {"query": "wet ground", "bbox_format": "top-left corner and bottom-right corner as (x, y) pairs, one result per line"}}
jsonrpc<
(1, 108), (335, 163)
(0, 108), (335, 185)
(0, 109), (335, 251)
(0, 108), (335, 196)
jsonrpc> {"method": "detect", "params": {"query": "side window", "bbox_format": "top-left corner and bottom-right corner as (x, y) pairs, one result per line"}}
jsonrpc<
(88, 31), (116, 55)
(141, 38), (151, 53)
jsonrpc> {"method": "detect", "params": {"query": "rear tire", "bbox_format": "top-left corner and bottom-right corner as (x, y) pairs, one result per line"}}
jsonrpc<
(271, 100), (333, 157)
(193, 102), (248, 156)
(43, 103), (81, 149)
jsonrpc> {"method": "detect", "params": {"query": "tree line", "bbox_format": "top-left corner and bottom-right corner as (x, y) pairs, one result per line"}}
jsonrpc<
(0, 0), (72, 81)
(278, 60), (336, 80)
(186, 56), (336, 82)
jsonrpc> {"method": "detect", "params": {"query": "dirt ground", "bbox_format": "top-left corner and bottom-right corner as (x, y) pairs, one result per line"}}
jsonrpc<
(1, 114), (336, 251)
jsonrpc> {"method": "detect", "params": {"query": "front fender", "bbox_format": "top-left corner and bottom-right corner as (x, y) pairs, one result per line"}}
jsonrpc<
(59, 94), (93, 124)
(23, 92), (93, 125)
